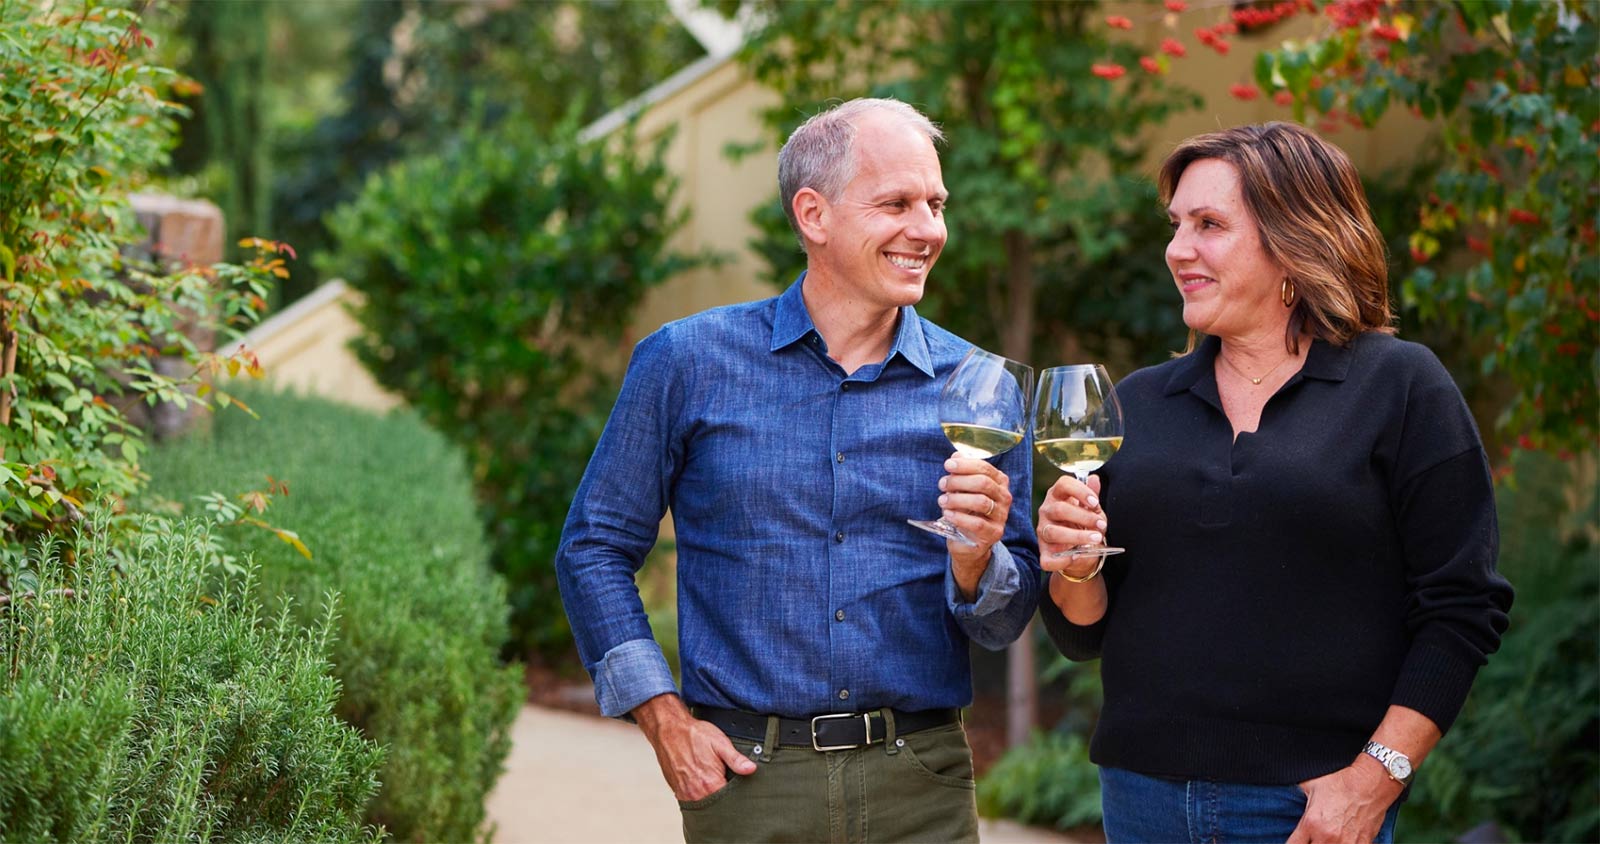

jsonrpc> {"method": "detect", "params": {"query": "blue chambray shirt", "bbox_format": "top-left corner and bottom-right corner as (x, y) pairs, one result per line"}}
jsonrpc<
(556, 275), (1042, 719)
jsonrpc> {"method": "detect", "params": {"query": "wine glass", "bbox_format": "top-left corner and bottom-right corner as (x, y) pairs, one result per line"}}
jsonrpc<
(1033, 364), (1125, 559)
(908, 348), (1032, 546)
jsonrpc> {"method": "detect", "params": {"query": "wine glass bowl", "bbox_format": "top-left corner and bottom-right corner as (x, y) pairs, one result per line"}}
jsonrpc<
(1034, 364), (1125, 559)
(908, 348), (1032, 546)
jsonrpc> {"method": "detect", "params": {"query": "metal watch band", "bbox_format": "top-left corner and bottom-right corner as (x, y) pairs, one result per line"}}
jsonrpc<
(1362, 740), (1414, 785)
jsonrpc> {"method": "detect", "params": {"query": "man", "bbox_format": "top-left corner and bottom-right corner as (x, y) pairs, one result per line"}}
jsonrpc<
(555, 97), (1041, 843)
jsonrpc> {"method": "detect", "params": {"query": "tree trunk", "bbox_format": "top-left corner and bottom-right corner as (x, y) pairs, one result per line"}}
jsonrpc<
(1000, 230), (1036, 749)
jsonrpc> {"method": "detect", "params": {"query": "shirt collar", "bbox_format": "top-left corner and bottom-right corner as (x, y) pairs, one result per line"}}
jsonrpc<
(1163, 333), (1351, 396)
(770, 272), (937, 378)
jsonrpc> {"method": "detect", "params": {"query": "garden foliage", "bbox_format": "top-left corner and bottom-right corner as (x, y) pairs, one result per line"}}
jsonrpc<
(977, 731), (1101, 834)
(0, 2), (277, 571)
(322, 113), (702, 658)
(0, 519), (384, 842)
(145, 388), (524, 843)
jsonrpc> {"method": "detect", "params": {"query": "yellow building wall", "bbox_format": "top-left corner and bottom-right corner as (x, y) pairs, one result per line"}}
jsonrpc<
(630, 60), (785, 337)
(241, 280), (402, 413)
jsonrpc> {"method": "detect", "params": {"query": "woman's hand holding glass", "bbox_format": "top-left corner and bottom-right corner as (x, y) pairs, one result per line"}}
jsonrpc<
(1033, 364), (1125, 577)
(1037, 473), (1111, 580)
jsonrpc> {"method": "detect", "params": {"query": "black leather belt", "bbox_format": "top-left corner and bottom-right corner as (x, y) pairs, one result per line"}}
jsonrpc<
(693, 705), (961, 752)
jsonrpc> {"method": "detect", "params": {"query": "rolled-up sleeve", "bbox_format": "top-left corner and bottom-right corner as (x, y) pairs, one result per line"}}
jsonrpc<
(555, 329), (683, 717)
(948, 436), (1042, 650)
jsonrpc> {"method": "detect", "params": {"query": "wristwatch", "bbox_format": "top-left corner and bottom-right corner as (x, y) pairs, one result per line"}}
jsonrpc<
(1362, 740), (1414, 786)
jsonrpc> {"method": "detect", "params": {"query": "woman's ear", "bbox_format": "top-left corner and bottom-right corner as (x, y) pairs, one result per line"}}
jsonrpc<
(793, 187), (828, 247)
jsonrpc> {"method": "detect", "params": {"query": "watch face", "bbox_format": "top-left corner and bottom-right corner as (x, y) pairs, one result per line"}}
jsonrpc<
(1391, 756), (1413, 779)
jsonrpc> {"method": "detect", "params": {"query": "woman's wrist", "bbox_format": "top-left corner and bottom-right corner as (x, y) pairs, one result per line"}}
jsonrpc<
(1048, 564), (1109, 623)
(1055, 555), (1106, 583)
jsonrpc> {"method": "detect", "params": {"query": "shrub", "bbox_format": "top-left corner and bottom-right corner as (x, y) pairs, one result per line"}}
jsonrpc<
(0, 519), (384, 842)
(977, 731), (1101, 832)
(144, 388), (523, 843)
(321, 110), (705, 659)
(0, 1), (276, 566)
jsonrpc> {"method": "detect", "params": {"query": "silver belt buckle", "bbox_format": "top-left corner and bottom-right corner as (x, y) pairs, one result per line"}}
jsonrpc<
(811, 713), (872, 752)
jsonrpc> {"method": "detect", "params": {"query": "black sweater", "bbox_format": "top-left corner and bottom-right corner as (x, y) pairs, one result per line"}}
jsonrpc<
(1041, 333), (1513, 785)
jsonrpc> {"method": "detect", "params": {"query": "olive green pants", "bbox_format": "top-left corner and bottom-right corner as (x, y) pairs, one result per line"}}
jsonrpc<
(678, 712), (980, 844)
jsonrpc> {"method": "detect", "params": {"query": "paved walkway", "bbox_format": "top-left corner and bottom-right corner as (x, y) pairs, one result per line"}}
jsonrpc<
(486, 705), (1093, 844)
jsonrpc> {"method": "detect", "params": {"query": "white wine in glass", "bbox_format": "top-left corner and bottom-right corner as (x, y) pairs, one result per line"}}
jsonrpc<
(1034, 364), (1125, 559)
(941, 423), (1025, 459)
(909, 348), (1032, 546)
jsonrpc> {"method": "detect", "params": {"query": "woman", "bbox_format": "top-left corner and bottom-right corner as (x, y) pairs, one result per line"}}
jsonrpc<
(1037, 122), (1513, 843)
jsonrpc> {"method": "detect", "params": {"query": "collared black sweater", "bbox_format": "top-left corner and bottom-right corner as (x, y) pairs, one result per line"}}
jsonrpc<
(1041, 333), (1514, 785)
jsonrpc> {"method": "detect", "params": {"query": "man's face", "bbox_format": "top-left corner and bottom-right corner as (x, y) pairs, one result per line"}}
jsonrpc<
(814, 113), (948, 310)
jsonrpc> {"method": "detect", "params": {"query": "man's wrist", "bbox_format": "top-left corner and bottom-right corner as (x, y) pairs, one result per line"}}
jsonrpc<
(950, 548), (991, 601)
(632, 693), (690, 738)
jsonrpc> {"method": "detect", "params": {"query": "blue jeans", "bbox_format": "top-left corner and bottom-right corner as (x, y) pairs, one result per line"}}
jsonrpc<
(1100, 767), (1401, 843)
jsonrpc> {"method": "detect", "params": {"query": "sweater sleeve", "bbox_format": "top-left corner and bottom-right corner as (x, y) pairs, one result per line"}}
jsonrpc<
(1038, 591), (1108, 662)
(1385, 351), (1514, 733)
(1388, 447), (1512, 732)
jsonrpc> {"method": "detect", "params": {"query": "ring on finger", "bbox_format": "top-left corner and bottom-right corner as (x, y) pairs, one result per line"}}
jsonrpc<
(983, 498), (995, 517)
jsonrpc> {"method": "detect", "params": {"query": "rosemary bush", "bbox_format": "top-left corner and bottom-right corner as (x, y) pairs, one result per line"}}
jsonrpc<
(0, 520), (384, 842)
(145, 388), (523, 843)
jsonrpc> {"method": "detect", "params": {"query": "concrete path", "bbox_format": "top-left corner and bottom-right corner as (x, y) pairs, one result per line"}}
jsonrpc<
(486, 705), (1093, 844)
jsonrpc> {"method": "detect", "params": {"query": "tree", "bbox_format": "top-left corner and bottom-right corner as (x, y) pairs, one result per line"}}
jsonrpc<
(265, 0), (706, 305)
(166, 1), (272, 261)
(735, 0), (1203, 746)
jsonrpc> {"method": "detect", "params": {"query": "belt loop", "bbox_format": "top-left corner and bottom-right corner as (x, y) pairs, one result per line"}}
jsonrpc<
(760, 715), (779, 762)
(881, 707), (899, 756)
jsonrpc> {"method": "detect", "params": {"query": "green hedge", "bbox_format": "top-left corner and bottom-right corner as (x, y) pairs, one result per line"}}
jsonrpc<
(0, 520), (384, 842)
(144, 389), (524, 843)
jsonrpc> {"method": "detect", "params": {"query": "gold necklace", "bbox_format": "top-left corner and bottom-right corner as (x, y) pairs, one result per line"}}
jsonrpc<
(1219, 349), (1296, 386)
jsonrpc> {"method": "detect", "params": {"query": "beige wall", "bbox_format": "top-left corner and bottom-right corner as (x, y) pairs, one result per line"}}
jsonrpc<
(241, 280), (402, 413)
(630, 59), (785, 338)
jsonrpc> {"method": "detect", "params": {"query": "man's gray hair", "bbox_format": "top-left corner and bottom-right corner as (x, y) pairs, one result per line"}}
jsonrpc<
(777, 98), (943, 241)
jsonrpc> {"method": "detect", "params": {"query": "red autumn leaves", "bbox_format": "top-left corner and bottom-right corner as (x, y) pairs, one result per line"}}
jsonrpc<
(1090, 0), (1321, 101)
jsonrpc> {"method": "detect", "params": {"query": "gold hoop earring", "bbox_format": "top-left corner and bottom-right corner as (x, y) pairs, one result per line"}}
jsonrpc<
(1281, 278), (1296, 308)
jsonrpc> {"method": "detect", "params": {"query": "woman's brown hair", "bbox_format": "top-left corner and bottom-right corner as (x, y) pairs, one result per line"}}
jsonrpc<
(1158, 122), (1394, 352)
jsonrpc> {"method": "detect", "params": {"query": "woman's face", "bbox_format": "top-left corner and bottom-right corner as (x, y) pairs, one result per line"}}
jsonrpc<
(1165, 158), (1290, 342)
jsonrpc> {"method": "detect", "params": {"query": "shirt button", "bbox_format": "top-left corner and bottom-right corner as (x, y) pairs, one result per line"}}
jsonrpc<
(838, 689), (850, 701)
(836, 452), (845, 463)
(834, 531), (845, 543)
(841, 383), (852, 392)
(835, 609), (845, 622)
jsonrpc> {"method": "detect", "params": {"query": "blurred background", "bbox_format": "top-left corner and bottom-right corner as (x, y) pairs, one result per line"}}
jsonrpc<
(2, 1), (1593, 842)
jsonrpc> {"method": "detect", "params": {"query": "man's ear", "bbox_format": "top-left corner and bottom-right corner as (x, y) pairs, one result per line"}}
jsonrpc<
(793, 187), (828, 247)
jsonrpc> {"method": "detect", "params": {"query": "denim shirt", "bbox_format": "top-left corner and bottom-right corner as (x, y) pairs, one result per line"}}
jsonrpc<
(556, 275), (1042, 719)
